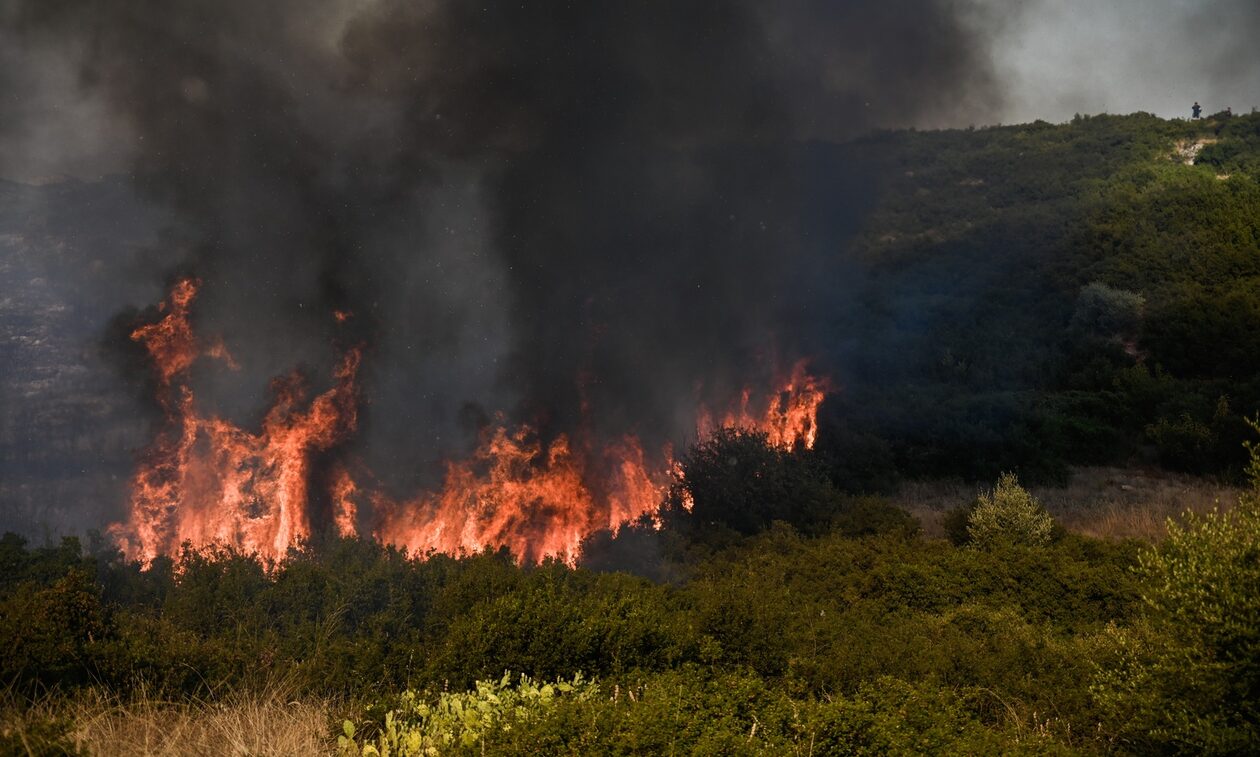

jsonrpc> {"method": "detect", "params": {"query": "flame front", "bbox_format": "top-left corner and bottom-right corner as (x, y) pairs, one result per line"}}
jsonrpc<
(368, 429), (665, 564)
(112, 279), (361, 564)
(697, 360), (830, 450)
(112, 279), (830, 565)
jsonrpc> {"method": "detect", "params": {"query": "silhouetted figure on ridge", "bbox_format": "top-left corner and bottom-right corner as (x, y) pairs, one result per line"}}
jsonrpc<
(1192, 102), (1202, 119)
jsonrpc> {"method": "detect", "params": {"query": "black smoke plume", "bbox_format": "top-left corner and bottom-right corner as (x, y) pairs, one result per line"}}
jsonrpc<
(1, 1), (1001, 521)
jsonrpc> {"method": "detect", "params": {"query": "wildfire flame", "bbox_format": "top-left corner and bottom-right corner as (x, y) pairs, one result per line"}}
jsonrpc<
(696, 360), (829, 451)
(111, 279), (830, 565)
(366, 430), (669, 564)
(112, 279), (361, 564)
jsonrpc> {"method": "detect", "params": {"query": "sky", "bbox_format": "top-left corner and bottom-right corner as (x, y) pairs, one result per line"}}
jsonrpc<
(989, 0), (1260, 124)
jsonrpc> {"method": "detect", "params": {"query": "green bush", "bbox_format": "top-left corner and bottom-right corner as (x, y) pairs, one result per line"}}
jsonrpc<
(669, 428), (847, 537)
(967, 473), (1056, 548)
(469, 670), (1065, 755)
(1092, 496), (1260, 753)
(338, 673), (597, 756)
(0, 569), (112, 689)
(942, 501), (977, 546)
(1071, 282), (1144, 339)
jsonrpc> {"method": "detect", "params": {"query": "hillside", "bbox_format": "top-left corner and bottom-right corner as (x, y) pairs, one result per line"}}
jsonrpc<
(4, 115), (1260, 538)
(816, 111), (1260, 485)
(3, 114), (1260, 755)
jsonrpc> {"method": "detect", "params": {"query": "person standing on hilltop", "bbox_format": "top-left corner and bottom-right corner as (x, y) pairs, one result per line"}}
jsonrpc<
(1192, 102), (1202, 119)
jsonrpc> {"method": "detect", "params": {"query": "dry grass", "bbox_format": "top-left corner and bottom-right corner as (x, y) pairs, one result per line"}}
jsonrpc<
(894, 466), (1243, 541)
(2, 684), (337, 756)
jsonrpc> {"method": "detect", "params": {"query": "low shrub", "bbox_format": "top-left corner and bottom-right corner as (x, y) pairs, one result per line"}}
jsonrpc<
(968, 473), (1056, 548)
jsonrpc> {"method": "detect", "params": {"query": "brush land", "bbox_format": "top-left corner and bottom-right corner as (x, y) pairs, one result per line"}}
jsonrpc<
(4, 111), (1260, 755)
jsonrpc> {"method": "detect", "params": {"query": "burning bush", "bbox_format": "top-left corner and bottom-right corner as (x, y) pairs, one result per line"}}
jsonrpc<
(667, 428), (841, 537)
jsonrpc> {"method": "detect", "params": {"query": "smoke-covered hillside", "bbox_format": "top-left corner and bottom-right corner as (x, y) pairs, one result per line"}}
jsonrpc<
(4, 112), (1260, 537)
(815, 110), (1260, 486)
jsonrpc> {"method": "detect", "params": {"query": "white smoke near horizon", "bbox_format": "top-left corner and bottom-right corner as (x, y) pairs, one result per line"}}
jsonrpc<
(987, 0), (1260, 123)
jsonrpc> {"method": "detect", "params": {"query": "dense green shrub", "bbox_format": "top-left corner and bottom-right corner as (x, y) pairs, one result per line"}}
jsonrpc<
(1092, 495), (1260, 753)
(1071, 282), (1145, 339)
(338, 673), (598, 756)
(469, 670), (1063, 755)
(942, 501), (976, 546)
(0, 568), (112, 689)
(967, 473), (1056, 548)
(423, 568), (698, 686)
(669, 428), (846, 536)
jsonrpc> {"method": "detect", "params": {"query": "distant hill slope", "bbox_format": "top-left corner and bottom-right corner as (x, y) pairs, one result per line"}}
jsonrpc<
(818, 112), (1260, 484)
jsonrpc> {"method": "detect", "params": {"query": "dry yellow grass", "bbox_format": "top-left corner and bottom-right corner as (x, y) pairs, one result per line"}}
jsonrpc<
(893, 466), (1243, 541)
(3, 684), (336, 756)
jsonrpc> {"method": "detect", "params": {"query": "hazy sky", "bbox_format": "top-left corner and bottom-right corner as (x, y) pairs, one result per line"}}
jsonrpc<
(990, 0), (1260, 123)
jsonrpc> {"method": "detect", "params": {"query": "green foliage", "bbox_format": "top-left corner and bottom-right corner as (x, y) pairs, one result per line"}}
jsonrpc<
(830, 495), (919, 538)
(668, 428), (913, 542)
(1092, 488), (1260, 752)
(826, 111), (1260, 480)
(0, 568), (112, 688)
(424, 568), (697, 687)
(338, 673), (597, 756)
(967, 473), (1056, 548)
(469, 669), (1059, 756)
(942, 501), (976, 546)
(670, 428), (845, 536)
(0, 712), (83, 757)
(1071, 281), (1145, 339)
(1146, 412), (1216, 471)
(0, 515), (1146, 754)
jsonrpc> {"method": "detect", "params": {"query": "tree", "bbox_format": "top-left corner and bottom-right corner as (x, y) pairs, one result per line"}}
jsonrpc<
(967, 473), (1054, 548)
(668, 428), (843, 536)
(1070, 282), (1145, 340)
(1092, 436), (1260, 753)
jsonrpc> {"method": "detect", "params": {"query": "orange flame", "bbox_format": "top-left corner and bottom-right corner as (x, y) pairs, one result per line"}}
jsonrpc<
(696, 360), (830, 450)
(368, 427), (668, 564)
(330, 465), (360, 538)
(111, 278), (361, 564)
(113, 280), (830, 565)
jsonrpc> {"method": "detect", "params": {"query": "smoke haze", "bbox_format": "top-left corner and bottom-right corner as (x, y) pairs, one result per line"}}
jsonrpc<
(8, 0), (1254, 537)
(990, 0), (1260, 122)
(0, 0), (1007, 534)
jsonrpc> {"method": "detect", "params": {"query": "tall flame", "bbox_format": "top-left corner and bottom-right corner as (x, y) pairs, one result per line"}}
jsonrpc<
(112, 278), (361, 564)
(696, 360), (830, 450)
(112, 279), (830, 565)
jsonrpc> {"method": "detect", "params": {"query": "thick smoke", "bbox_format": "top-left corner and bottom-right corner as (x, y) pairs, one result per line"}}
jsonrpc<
(1, 1), (1001, 523)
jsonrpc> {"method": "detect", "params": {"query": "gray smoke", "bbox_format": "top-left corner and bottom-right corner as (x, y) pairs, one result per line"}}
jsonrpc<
(1, 0), (1002, 527)
(990, 0), (1260, 122)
